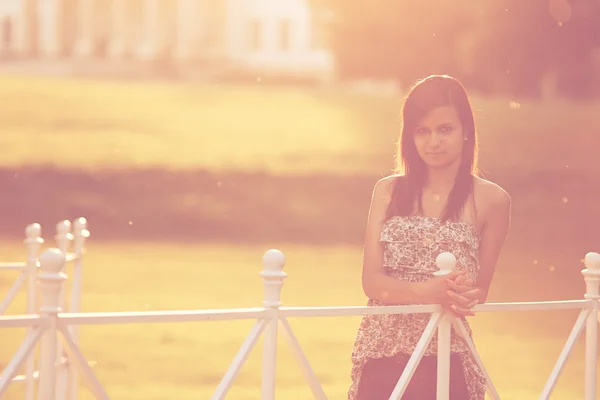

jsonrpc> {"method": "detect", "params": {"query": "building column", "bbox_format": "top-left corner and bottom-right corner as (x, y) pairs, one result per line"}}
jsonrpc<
(107, 0), (128, 58)
(73, 0), (95, 57)
(225, 0), (243, 59)
(38, 0), (65, 58)
(174, 0), (199, 60)
(136, 0), (160, 60)
(14, 0), (37, 57)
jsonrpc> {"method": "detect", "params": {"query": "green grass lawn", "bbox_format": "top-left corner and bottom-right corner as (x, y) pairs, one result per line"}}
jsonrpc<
(0, 241), (598, 399)
(0, 74), (598, 176)
(0, 75), (388, 175)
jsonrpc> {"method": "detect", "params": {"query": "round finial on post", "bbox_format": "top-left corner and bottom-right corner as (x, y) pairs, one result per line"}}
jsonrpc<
(40, 249), (65, 274)
(433, 252), (457, 276)
(73, 217), (87, 231)
(582, 252), (600, 300)
(24, 223), (44, 273)
(24, 223), (44, 247)
(56, 220), (71, 236)
(55, 220), (73, 253)
(25, 223), (41, 240)
(72, 217), (90, 253)
(38, 249), (67, 314)
(584, 252), (600, 271)
(262, 249), (286, 272)
(259, 249), (287, 308)
(73, 217), (90, 238)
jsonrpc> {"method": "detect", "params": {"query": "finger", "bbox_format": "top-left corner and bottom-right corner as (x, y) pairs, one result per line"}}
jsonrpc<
(457, 297), (479, 308)
(446, 270), (467, 279)
(446, 281), (479, 296)
(443, 302), (474, 317)
(461, 288), (480, 299)
(443, 274), (469, 283)
(447, 297), (479, 315)
(446, 291), (473, 307)
(450, 304), (475, 317)
(448, 291), (480, 309)
(444, 279), (461, 291)
(445, 279), (477, 294)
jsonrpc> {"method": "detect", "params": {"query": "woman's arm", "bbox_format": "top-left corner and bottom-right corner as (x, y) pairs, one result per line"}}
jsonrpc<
(474, 185), (512, 302)
(446, 182), (511, 306)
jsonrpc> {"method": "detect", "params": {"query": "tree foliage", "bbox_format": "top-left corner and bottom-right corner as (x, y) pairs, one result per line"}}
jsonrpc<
(319, 0), (600, 98)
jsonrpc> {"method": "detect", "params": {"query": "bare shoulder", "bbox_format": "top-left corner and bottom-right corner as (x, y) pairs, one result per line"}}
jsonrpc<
(473, 176), (511, 223)
(474, 176), (511, 206)
(372, 174), (402, 201)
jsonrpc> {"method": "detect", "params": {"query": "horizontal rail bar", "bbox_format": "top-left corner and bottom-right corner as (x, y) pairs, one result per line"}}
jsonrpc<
(10, 370), (39, 383)
(280, 304), (442, 317)
(65, 253), (79, 263)
(0, 300), (592, 328)
(472, 300), (591, 312)
(59, 308), (267, 325)
(0, 262), (26, 271)
(0, 315), (48, 329)
(10, 358), (67, 384)
(280, 300), (591, 317)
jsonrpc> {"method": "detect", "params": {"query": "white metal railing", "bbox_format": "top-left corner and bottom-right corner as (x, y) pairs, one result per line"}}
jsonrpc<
(0, 218), (89, 400)
(1, 243), (599, 399)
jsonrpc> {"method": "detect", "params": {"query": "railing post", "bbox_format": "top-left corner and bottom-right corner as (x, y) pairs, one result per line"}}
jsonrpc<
(38, 248), (67, 400)
(259, 249), (287, 400)
(54, 221), (73, 400)
(433, 252), (456, 400)
(582, 251), (600, 400)
(69, 217), (89, 400)
(24, 223), (43, 400)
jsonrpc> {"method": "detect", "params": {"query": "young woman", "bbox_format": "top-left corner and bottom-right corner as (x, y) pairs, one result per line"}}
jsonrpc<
(349, 75), (511, 400)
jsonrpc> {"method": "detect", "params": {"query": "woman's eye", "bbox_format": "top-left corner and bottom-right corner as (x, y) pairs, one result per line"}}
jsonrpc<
(440, 126), (453, 133)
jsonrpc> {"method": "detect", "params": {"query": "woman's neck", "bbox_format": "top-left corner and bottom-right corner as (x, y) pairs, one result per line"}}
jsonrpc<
(425, 161), (462, 193)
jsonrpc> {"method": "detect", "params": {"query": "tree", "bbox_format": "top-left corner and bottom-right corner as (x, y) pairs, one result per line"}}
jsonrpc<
(319, 0), (600, 98)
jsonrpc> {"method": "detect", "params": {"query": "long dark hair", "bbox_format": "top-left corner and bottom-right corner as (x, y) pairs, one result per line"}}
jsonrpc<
(386, 75), (479, 221)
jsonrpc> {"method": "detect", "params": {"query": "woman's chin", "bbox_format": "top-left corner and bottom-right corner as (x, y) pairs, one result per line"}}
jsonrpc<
(422, 155), (461, 169)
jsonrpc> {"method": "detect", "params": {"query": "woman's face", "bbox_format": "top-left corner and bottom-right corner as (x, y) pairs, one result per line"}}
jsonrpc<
(413, 105), (465, 169)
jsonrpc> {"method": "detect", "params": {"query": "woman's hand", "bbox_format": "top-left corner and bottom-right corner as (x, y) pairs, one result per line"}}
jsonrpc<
(417, 270), (468, 305)
(444, 275), (480, 317)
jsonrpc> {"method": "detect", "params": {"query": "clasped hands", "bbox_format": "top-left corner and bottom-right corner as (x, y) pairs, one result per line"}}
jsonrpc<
(445, 272), (481, 316)
(424, 270), (481, 317)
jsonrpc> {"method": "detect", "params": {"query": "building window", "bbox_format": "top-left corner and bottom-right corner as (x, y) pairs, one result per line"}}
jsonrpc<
(1, 17), (11, 49)
(248, 19), (261, 51)
(278, 19), (291, 51)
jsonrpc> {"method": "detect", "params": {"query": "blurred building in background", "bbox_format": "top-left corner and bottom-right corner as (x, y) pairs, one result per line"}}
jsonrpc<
(0, 0), (335, 82)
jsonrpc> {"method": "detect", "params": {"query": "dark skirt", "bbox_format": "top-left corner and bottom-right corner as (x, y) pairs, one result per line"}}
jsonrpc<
(356, 353), (470, 400)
